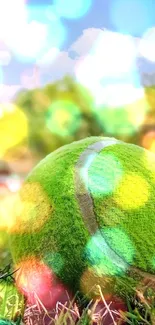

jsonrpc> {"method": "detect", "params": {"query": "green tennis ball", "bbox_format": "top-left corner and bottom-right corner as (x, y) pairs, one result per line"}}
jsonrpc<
(8, 136), (155, 300)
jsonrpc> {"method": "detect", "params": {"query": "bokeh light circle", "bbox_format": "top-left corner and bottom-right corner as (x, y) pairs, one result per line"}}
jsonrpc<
(0, 182), (52, 233)
(75, 30), (140, 107)
(84, 230), (127, 276)
(110, 0), (154, 35)
(15, 257), (54, 307)
(114, 173), (150, 210)
(7, 19), (67, 63)
(0, 0), (28, 42)
(87, 153), (123, 196)
(53, 0), (92, 19)
(80, 266), (116, 299)
(101, 227), (135, 264)
(0, 104), (28, 157)
(46, 99), (82, 137)
(2, 4), (67, 63)
(75, 30), (137, 81)
(94, 31), (137, 76)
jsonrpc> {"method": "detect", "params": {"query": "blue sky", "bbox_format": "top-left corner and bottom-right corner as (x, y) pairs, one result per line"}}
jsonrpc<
(1, 0), (155, 100)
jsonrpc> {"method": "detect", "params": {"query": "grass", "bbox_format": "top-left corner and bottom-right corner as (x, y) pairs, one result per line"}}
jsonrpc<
(20, 287), (155, 325)
(1, 266), (155, 325)
(1, 248), (155, 324)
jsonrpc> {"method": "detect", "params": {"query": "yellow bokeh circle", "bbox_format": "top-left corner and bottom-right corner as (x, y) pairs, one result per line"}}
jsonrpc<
(113, 173), (149, 210)
(0, 103), (28, 157)
(80, 266), (115, 299)
(0, 182), (52, 233)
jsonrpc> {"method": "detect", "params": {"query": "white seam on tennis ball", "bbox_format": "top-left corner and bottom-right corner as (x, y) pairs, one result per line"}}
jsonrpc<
(74, 137), (129, 272)
(75, 137), (123, 234)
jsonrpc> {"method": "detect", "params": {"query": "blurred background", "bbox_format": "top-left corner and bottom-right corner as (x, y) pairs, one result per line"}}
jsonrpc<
(0, 1), (155, 317)
(0, 0), (155, 206)
(1, 1), (155, 318)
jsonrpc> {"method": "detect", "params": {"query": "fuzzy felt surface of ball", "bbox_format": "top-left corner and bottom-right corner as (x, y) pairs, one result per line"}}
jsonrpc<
(8, 136), (155, 300)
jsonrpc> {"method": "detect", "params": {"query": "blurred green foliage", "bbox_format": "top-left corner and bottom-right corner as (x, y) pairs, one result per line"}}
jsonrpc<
(13, 75), (155, 160)
(14, 75), (104, 159)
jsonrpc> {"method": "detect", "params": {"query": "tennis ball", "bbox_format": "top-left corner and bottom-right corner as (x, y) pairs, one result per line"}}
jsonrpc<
(8, 136), (155, 301)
